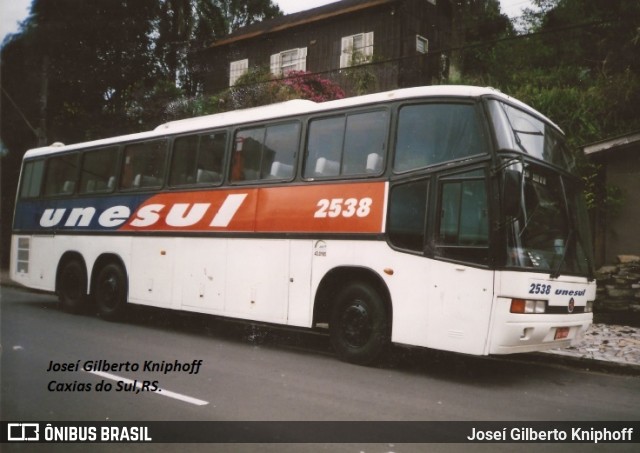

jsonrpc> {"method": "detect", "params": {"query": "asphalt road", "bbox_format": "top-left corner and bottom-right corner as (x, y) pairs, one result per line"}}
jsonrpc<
(2, 286), (639, 452)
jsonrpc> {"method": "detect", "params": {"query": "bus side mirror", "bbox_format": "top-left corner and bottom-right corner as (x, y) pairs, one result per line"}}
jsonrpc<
(503, 170), (520, 217)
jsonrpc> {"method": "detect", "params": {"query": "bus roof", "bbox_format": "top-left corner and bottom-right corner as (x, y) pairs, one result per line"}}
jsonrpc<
(22, 85), (558, 159)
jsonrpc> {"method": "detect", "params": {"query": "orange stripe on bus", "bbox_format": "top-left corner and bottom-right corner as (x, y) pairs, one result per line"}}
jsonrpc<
(120, 181), (387, 234)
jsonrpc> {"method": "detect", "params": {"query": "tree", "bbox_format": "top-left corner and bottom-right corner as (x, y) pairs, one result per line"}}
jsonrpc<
(154, 0), (282, 95)
(0, 0), (284, 266)
(449, 0), (514, 81)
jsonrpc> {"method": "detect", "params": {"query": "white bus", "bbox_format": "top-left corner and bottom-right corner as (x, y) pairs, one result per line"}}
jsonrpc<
(11, 85), (595, 364)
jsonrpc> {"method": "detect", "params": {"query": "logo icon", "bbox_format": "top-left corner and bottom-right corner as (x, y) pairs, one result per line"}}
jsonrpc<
(568, 297), (575, 313)
(7, 423), (39, 441)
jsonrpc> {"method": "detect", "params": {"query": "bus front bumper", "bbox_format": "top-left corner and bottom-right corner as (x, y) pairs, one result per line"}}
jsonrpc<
(488, 309), (593, 355)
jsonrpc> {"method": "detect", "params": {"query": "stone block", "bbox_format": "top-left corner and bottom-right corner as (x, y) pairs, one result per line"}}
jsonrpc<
(617, 255), (640, 264)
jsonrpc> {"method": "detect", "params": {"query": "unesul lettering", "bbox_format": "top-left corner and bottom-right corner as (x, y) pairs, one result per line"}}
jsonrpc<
(39, 194), (247, 229)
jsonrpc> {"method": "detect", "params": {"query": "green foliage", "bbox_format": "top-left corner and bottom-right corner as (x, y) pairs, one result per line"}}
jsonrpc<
(157, 68), (346, 122)
(455, 0), (640, 218)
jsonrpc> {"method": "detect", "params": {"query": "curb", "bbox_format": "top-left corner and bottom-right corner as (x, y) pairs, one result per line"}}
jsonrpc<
(513, 351), (640, 377)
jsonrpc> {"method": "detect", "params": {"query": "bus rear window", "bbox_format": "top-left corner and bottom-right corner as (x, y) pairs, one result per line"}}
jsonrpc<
(20, 160), (45, 198)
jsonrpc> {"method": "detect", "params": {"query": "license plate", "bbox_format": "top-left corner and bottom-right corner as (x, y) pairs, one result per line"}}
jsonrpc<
(554, 327), (570, 340)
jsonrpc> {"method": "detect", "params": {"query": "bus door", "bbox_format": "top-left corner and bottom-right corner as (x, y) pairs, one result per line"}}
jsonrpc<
(425, 263), (494, 355)
(426, 169), (493, 354)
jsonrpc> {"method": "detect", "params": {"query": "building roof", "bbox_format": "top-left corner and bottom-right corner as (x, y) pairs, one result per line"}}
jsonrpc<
(583, 130), (640, 156)
(209, 0), (398, 48)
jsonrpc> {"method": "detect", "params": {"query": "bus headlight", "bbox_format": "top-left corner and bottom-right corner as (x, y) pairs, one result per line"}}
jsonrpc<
(585, 301), (594, 313)
(510, 298), (547, 314)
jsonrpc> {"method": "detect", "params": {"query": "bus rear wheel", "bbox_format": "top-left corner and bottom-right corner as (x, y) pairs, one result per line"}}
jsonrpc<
(58, 259), (87, 314)
(329, 282), (389, 365)
(95, 263), (128, 321)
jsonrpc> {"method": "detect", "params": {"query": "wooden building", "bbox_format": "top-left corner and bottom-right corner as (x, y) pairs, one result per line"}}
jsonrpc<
(583, 131), (640, 266)
(197, 0), (454, 96)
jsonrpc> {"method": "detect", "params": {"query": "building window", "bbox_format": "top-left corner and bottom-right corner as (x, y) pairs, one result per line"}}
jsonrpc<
(229, 59), (248, 86)
(340, 31), (374, 68)
(270, 48), (307, 76)
(416, 35), (429, 54)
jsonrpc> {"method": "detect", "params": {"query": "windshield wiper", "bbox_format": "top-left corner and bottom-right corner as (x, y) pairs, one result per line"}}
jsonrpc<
(550, 228), (573, 279)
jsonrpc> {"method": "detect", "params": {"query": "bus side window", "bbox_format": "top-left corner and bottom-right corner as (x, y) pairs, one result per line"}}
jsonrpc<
(435, 171), (489, 264)
(170, 135), (200, 186)
(394, 103), (488, 173)
(263, 123), (299, 180)
(197, 132), (226, 184)
(80, 146), (119, 194)
(231, 128), (264, 182)
(343, 110), (387, 176)
(304, 111), (387, 179)
(43, 153), (79, 197)
(170, 132), (226, 186)
(231, 123), (299, 183)
(304, 116), (344, 178)
(121, 139), (168, 190)
(20, 160), (45, 198)
(387, 179), (429, 252)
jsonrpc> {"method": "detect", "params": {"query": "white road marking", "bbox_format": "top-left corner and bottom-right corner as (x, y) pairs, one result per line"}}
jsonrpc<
(86, 370), (209, 406)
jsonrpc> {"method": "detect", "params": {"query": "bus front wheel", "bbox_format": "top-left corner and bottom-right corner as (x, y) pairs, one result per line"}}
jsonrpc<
(58, 259), (87, 314)
(95, 263), (128, 321)
(329, 282), (389, 365)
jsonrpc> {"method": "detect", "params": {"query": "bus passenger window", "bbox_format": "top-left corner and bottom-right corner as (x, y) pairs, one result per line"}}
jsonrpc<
(170, 132), (226, 186)
(197, 132), (226, 184)
(121, 140), (168, 190)
(43, 153), (79, 196)
(232, 128), (264, 182)
(343, 110), (387, 175)
(80, 146), (118, 194)
(395, 103), (488, 173)
(304, 116), (344, 178)
(232, 123), (299, 182)
(170, 135), (199, 186)
(263, 123), (299, 180)
(305, 111), (387, 178)
(388, 179), (429, 252)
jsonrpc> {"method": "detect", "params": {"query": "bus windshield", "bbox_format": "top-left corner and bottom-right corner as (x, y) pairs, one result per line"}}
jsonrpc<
(489, 99), (576, 172)
(502, 160), (593, 278)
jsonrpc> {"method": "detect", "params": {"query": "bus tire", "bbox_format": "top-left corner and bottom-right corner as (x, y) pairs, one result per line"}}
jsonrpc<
(329, 281), (389, 365)
(58, 259), (87, 314)
(95, 263), (128, 321)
